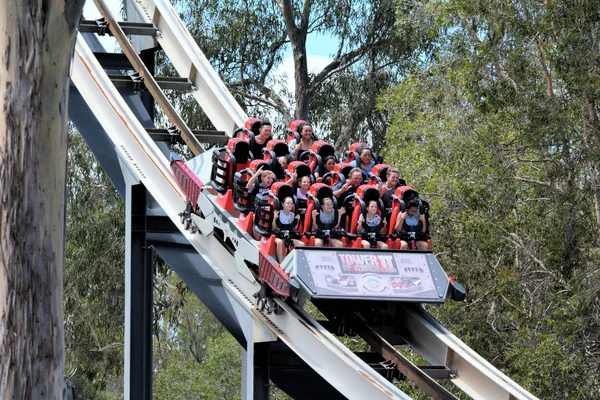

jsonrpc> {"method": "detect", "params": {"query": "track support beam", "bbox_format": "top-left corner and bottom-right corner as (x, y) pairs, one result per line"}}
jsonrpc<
(125, 183), (154, 400)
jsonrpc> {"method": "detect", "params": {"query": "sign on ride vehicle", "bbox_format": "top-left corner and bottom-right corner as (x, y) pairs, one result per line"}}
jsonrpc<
(294, 249), (449, 302)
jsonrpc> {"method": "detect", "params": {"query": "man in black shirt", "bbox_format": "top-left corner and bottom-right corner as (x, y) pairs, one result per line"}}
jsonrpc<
(250, 121), (273, 160)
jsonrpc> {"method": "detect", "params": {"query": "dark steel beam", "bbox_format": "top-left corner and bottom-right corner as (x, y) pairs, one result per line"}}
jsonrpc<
(108, 74), (194, 91)
(127, 184), (153, 400)
(353, 313), (459, 400)
(93, 52), (133, 70)
(80, 19), (157, 36)
(145, 128), (228, 145)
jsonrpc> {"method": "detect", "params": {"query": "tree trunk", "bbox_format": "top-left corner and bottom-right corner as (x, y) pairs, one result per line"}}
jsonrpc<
(0, 0), (84, 398)
(292, 39), (311, 120)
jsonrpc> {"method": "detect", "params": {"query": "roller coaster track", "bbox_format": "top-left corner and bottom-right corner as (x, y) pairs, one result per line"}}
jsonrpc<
(70, 0), (539, 398)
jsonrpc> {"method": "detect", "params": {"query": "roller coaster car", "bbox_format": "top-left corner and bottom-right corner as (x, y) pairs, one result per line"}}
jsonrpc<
(347, 185), (387, 248)
(302, 184), (343, 246)
(300, 141), (336, 173)
(233, 160), (271, 214)
(286, 119), (319, 145)
(171, 155), (204, 230)
(321, 162), (352, 187)
(387, 186), (432, 250)
(210, 138), (252, 194)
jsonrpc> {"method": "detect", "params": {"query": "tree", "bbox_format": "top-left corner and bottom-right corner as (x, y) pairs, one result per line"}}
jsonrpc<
(170, 0), (409, 151)
(64, 131), (125, 399)
(380, 0), (600, 398)
(0, 0), (85, 397)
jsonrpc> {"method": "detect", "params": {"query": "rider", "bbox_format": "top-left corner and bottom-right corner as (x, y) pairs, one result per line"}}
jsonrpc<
(272, 197), (303, 262)
(394, 198), (428, 250)
(250, 121), (273, 160)
(357, 200), (388, 249)
(311, 197), (345, 248)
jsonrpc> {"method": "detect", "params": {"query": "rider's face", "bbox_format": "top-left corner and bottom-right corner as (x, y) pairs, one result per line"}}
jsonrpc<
(262, 174), (274, 186)
(300, 176), (311, 190)
(325, 158), (336, 170)
(407, 206), (418, 216)
(322, 199), (333, 211)
(301, 125), (313, 139)
(283, 199), (294, 211)
(350, 172), (362, 186)
(259, 125), (272, 137)
(359, 149), (372, 164)
(367, 201), (378, 214)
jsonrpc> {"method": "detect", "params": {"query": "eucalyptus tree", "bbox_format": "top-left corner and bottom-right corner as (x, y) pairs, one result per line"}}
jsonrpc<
(170, 0), (409, 150)
(0, 0), (85, 397)
(380, 0), (600, 397)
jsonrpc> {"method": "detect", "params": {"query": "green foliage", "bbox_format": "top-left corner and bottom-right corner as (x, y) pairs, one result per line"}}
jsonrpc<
(380, 0), (600, 397)
(65, 130), (125, 399)
(153, 272), (242, 399)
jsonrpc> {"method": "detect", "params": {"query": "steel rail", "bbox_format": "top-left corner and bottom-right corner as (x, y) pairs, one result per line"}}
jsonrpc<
(397, 304), (538, 400)
(91, 0), (205, 156)
(354, 314), (459, 400)
(131, 0), (248, 134)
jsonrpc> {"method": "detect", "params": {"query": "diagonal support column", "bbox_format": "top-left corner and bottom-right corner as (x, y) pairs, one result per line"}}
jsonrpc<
(125, 183), (154, 400)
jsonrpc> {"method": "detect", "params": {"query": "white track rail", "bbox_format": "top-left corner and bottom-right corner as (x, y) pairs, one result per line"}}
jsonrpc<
(400, 305), (536, 400)
(71, 34), (411, 400)
(132, 0), (247, 134)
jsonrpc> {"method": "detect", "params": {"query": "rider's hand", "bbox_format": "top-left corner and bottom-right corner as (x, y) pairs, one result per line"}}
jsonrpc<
(419, 214), (425, 223)
(339, 207), (346, 214)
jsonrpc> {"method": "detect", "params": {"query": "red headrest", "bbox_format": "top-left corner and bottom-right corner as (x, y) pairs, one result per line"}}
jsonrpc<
(349, 142), (366, 152)
(249, 159), (270, 173)
(270, 182), (294, 200)
(309, 183), (333, 199)
(334, 162), (353, 178)
(288, 161), (311, 178)
(245, 118), (262, 132)
(311, 141), (334, 156)
(289, 119), (308, 133)
(395, 186), (418, 202)
(371, 164), (389, 180)
(356, 185), (380, 201)
(227, 138), (250, 156)
(266, 139), (289, 156)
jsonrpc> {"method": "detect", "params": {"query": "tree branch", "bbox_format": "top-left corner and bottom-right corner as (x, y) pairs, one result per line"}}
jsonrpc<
(300, 0), (314, 33)
(535, 37), (554, 97)
(514, 176), (553, 187)
(310, 38), (391, 91)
